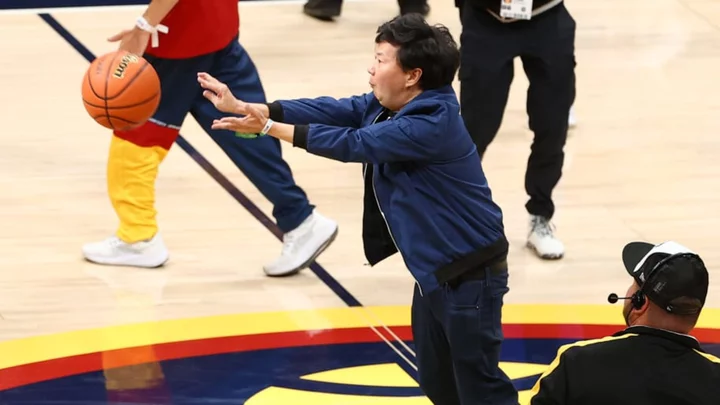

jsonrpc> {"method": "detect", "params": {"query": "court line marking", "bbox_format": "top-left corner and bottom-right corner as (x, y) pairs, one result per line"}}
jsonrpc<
(0, 304), (646, 370)
(36, 9), (419, 373)
(37, 10), (361, 307)
(22, 0), (719, 381)
(359, 307), (417, 358)
(0, 303), (717, 371)
(675, 0), (720, 31)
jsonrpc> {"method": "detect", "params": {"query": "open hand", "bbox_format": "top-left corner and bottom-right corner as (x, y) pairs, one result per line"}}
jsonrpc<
(108, 27), (150, 56)
(211, 104), (268, 134)
(198, 72), (249, 114)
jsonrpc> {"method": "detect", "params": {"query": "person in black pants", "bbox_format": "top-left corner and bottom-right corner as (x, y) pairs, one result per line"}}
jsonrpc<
(303, 0), (429, 21)
(457, 0), (576, 260)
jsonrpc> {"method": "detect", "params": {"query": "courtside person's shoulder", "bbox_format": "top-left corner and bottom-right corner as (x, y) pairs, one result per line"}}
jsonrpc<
(553, 333), (640, 362)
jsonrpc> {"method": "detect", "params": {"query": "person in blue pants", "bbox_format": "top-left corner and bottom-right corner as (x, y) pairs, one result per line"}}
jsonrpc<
(82, 0), (338, 276)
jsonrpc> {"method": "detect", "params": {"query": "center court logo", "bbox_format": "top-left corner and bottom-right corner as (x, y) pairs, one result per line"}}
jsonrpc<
(245, 360), (549, 404)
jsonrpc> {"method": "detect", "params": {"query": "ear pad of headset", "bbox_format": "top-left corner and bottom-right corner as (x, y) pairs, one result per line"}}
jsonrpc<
(633, 292), (646, 309)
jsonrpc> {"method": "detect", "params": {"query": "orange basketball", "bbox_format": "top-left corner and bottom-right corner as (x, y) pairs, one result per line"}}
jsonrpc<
(81, 50), (161, 131)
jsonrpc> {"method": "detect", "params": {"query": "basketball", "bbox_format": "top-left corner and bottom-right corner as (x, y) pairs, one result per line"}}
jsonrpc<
(81, 50), (161, 131)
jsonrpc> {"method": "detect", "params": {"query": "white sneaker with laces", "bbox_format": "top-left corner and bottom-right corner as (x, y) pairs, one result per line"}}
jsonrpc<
(264, 211), (338, 277)
(82, 233), (169, 268)
(526, 215), (565, 260)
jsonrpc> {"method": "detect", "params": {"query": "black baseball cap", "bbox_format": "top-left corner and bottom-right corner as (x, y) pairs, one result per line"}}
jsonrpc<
(622, 241), (709, 315)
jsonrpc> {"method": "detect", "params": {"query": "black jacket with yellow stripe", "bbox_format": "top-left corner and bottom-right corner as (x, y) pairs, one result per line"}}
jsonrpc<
(526, 326), (720, 405)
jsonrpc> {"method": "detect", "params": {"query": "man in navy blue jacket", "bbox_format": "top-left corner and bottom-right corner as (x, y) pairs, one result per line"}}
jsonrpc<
(198, 14), (519, 405)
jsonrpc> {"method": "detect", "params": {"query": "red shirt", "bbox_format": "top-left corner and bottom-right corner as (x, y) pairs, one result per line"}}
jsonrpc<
(144, 0), (240, 59)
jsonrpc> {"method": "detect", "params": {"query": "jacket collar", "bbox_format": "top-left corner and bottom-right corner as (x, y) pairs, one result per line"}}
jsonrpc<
(410, 85), (456, 101)
(384, 85), (457, 115)
(615, 325), (703, 351)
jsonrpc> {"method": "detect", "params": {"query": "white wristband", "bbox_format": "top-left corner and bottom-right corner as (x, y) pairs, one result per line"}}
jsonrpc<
(135, 16), (169, 48)
(260, 119), (274, 136)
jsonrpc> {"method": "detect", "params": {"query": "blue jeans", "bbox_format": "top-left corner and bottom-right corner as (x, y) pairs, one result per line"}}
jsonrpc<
(144, 37), (314, 233)
(412, 267), (518, 405)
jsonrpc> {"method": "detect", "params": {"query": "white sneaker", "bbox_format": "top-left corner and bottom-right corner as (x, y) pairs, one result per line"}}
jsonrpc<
(264, 211), (338, 277)
(568, 105), (577, 128)
(526, 215), (565, 260)
(82, 233), (169, 268)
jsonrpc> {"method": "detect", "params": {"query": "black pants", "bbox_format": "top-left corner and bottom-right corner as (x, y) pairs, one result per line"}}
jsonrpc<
(412, 267), (518, 405)
(458, 4), (576, 219)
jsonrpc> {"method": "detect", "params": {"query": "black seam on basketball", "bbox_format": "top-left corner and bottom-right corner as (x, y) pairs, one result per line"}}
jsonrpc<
(105, 52), (121, 130)
(90, 115), (139, 124)
(86, 69), (102, 100)
(106, 62), (150, 101)
(83, 91), (159, 110)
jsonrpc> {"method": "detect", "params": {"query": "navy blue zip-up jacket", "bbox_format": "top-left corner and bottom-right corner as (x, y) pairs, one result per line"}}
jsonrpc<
(266, 85), (508, 294)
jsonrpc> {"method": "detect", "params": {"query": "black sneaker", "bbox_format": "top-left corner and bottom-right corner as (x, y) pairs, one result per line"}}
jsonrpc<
(303, 0), (341, 21)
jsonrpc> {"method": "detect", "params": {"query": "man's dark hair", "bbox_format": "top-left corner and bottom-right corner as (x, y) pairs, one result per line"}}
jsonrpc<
(375, 14), (460, 90)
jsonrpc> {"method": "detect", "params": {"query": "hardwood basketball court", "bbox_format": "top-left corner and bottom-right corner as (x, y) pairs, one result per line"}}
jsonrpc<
(0, 0), (718, 402)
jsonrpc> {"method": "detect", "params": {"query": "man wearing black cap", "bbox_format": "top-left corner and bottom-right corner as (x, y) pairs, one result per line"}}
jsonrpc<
(525, 240), (720, 405)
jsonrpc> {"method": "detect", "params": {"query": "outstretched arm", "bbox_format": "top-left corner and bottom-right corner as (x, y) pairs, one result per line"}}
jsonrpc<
(198, 72), (370, 128)
(207, 101), (448, 164)
(199, 72), (452, 163)
(266, 95), (370, 128)
(198, 72), (271, 118)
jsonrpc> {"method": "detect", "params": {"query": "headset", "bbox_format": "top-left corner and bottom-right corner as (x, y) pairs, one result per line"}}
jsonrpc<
(607, 252), (696, 310)
(607, 291), (645, 310)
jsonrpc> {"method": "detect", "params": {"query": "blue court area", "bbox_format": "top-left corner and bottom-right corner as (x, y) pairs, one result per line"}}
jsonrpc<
(2, 334), (718, 404)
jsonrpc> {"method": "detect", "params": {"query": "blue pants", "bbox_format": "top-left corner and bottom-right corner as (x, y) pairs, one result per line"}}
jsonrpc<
(412, 268), (518, 405)
(146, 38), (313, 233)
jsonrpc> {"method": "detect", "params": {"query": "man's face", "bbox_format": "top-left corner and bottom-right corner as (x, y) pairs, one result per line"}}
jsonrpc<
(368, 42), (410, 110)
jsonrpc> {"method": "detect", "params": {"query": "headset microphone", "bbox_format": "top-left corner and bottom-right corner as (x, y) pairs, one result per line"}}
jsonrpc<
(607, 293), (631, 304)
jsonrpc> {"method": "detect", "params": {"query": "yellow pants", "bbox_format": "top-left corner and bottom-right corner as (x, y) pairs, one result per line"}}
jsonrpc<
(108, 121), (176, 243)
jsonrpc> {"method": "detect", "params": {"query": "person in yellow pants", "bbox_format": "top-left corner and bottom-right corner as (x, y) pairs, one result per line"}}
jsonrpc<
(82, 0), (338, 276)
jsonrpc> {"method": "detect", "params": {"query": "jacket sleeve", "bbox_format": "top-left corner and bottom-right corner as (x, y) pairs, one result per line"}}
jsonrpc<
(524, 345), (572, 405)
(267, 94), (371, 128)
(292, 105), (451, 164)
